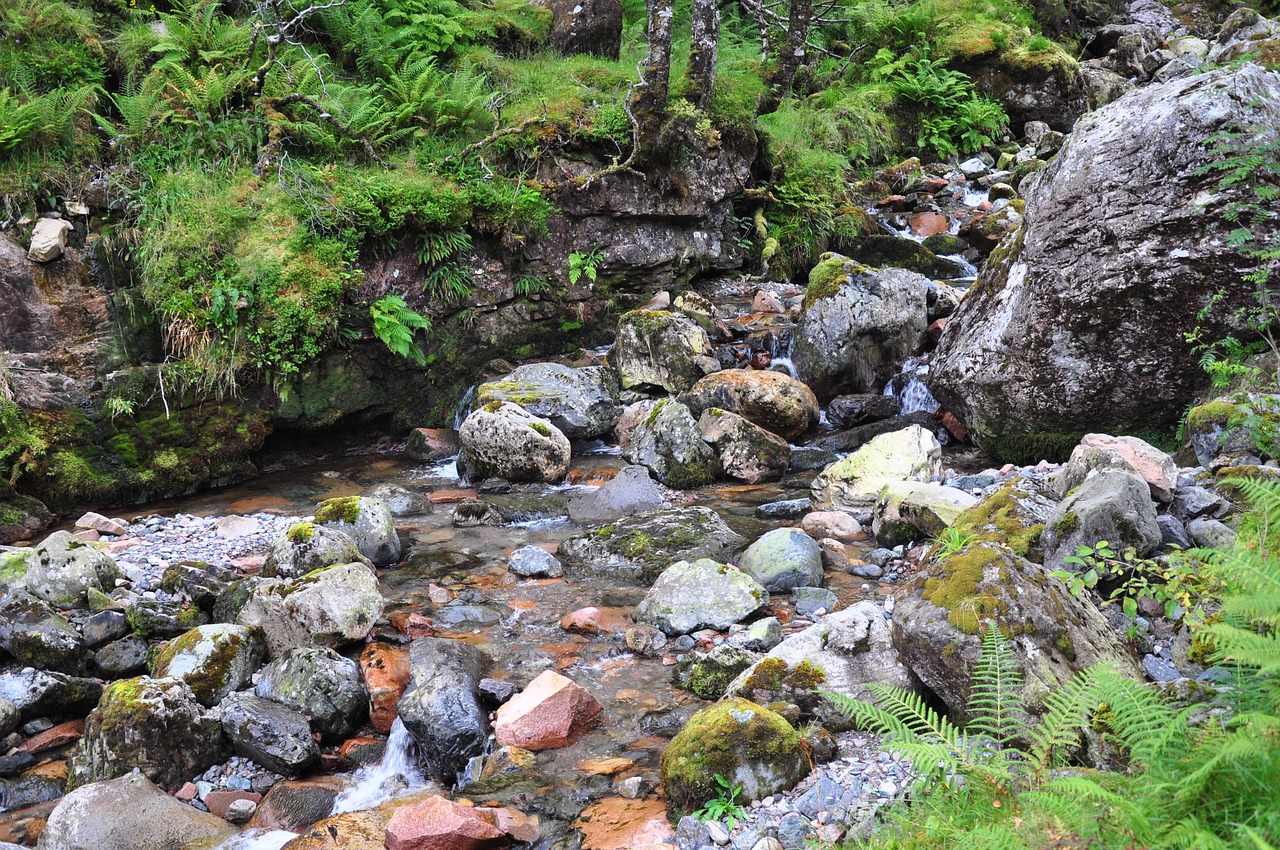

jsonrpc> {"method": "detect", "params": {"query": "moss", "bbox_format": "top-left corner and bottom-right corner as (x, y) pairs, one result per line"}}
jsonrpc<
(1058, 511), (1081, 535)
(1053, 633), (1077, 662)
(948, 480), (1045, 557)
(478, 380), (547, 408)
(744, 656), (788, 691)
(287, 521), (317, 543)
(622, 309), (677, 339)
(804, 255), (851, 307)
(1186, 400), (1238, 432)
(316, 496), (361, 525)
(922, 544), (1009, 634)
(529, 421), (552, 437)
(482, 400), (505, 414)
(150, 627), (247, 703)
(644, 397), (670, 427)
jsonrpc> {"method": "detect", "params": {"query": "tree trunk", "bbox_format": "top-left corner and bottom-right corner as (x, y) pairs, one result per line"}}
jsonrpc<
(685, 0), (720, 111)
(757, 0), (812, 115)
(626, 0), (675, 163)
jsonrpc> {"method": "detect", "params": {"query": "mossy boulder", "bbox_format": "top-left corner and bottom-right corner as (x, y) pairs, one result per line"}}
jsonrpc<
(849, 235), (970, 278)
(0, 546), (35, 592)
(811, 424), (942, 509)
(557, 506), (746, 583)
(235, 562), (385, 658)
(634, 558), (768, 636)
(314, 496), (401, 566)
(458, 401), (572, 484)
(674, 644), (757, 700)
(621, 399), (719, 489)
(0, 485), (53, 546)
(944, 475), (1057, 559)
(28, 531), (121, 610)
(696, 408), (791, 484)
(150, 624), (266, 707)
(67, 675), (225, 792)
(254, 646), (364, 739)
(477, 362), (621, 440)
(1184, 395), (1280, 468)
(265, 521), (370, 579)
(0, 591), (86, 673)
(873, 481), (979, 546)
(680, 370), (820, 442)
(894, 543), (1141, 721)
(736, 528), (824, 593)
(660, 698), (809, 812)
(613, 309), (720, 394)
(125, 598), (210, 638)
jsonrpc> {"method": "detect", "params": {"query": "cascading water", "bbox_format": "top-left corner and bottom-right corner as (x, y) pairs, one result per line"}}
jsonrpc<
(452, 383), (477, 431)
(331, 717), (429, 814)
(885, 356), (939, 415)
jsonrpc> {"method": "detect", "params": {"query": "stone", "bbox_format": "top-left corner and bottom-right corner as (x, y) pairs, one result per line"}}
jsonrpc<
(1206, 7), (1280, 64)
(1054, 434), (1179, 503)
(674, 643), (756, 700)
(0, 592), (86, 673)
(1041, 470), (1162, 571)
(0, 670), (101, 721)
(800, 510), (862, 542)
(27, 217), (74, 263)
(737, 528), (824, 592)
(246, 777), (344, 831)
(0, 546), (35, 593)
(67, 676), (223, 792)
(0, 698), (17, 739)
(396, 637), (490, 785)
(560, 607), (601, 634)
(94, 635), (149, 678)
(363, 483), (428, 517)
(572, 797), (676, 849)
(755, 499), (810, 520)
(680, 370), (819, 441)
(508, 546), (563, 578)
(213, 515), (261, 538)
(1187, 517), (1236, 550)
(811, 411), (938, 455)
(622, 399), (719, 489)
(406, 428), (460, 462)
(150, 623), (265, 707)
(792, 586), (838, 617)
(729, 617), (783, 652)
(126, 597), (209, 639)
(567, 465), (668, 524)
(264, 521), (370, 579)
(634, 558), (767, 636)
(873, 481), (979, 545)
(1143, 653), (1180, 682)
(204, 789), (262, 819)
(613, 310), (719, 394)
(81, 609), (128, 648)
(28, 530), (120, 610)
(810, 425), (942, 509)
(535, 0), (622, 59)
(452, 499), (505, 527)
(478, 362), (621, 440)
(359, 642), (411, 735)
(697, 408), (791, 484)
(1157, 514), (1192, 551)
(929, 64), (1280, 463)
(827, 394), (901, 430)
(1172, 485), (1226, 521)
(459, 401), (572, 484)
(793, 257), (930, 399)
(219, 691), (319, 776)
(659, 698), (809, 811)
(38, 773), (238, 850)
(255, 646), (364, 739)
(236, 562), (384, 657)
(314, 496), (401, 566)
(558, 506), (745, 583)
(74, 512), (128, 536)
(494, 669), (603, 751)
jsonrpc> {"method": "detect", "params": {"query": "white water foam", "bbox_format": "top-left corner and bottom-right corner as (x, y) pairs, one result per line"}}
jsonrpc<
(213, 830), (298, 850)
(885, 356), (940, 415)
(331, 718), (429, 814)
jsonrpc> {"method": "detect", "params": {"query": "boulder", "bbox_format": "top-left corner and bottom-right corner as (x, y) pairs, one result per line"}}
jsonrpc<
(265, 521), (370, 579)
(126, 598), (210, 638)
(873, 481), (979, 545)
(396, 637), (490, 785)
(680, 370), (819, 441)
(507, 545), (564, 578)
(1040, 470), (1162, 571)
(406, 428), (461, 462)
(621, 398), (719, 488)
(1206, 7), (1280, 65)
(811, 410), (939, 455)
(494, 670), (603, 751)
(558, 506), (745, 582)
(94, 636), (149, 679)
(384, 794), (508, 850)
(255, 646), (364, 739)
(827, 394), (901, 429)
(477, 362), (620, 440)
(150, 623), (266, 707)
(219, 691), (320, 776)
(27, 217), (74, 263)
(459, 401), (572, 484)
(659, 698), (809, 811)
(736, 528), (823, 592)
(1184, 396), (1278, 467)
(895, 543), (1141, 720)
(793, 257), (930, 399)
(37, 772), (238, 850)
(246, 777), (344, 831)
(634, 558), (768, 635)
(0, 546), (35, 593)
(613, 310), (719, 393)
(674, 643), (758, 699)
(0, 591), (86, 673)
(28, 531), (120, 609)
(810, 425), (942, 509)
(1052, 434), (1179, 502)
(0, 669), (101, 720)
(236, 562), (384, 657)
(929, 64), (1280, 463)
(314, 496), (401, 566)
(697, 409), (791, 484)
(566, 464), (667, 524)
(800, 511), (862, 543)
(67, 676), (224, 792)
(360, 642), (411, 735)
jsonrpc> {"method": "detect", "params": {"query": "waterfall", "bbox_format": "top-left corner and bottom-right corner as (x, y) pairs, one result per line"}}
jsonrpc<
(885, 356), (940, 415)
(452, 383), (477, 430)
(330, 718), (428, 814)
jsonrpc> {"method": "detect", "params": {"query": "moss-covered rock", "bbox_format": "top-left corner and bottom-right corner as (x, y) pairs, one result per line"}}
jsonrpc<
(0, 591), (86, 673)
(621, 399), (719, 489)
(150, 624), (266, 707)
(477, 362), (621, 440)
(458, 401), (572, 485)
(634, 558), (768, 636)
(314, 495), (401, 566)
(126, 598), (210, 638)
(28, 530), (120, 610)
(0, 545), (36, 592)
(674, 644), (757, 700)
(811, 424), (941, 509)
(681, 370), (820, 442)
(612, 309), (719, 394)
(849, 235), (970, 278)
(557, 506), (746, 583)
(235, 562), (384, 658)
(659, 698), (809, 812)
(265, 521), (369, 579)
(943, 476), (1057, 559)
(254, 646), (364, 739)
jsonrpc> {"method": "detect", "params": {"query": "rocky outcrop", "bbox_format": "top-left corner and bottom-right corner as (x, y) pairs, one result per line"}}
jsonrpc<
(557, 506), (745, 582)
(635, 558), (768, 635)
(396, 637), (490, 785)
(680, 370), (819, 441)
(929, 64), (1280, 463)
(477, 362), (620, 441)
(459, 401), (572, 484)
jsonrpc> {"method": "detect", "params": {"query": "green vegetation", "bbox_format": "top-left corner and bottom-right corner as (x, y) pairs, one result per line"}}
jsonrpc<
(692, 775), (748, 829)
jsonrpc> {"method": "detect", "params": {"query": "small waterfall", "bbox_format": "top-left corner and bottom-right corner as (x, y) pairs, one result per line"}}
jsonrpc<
(768, 356), (798, 379)
(452, 384), (477, 430)
(885, 356), (939, 415)
(939, 253), (979, 282)
(212, 831), (298, 850)
(331, 718), (428, 814)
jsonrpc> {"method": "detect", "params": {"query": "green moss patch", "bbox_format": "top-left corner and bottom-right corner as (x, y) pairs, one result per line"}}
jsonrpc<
(315, 497), (361, 525)
(922, 543), (1010, 634)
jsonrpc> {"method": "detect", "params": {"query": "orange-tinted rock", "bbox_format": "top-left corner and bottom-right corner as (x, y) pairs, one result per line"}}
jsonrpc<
(573, 797), (676, 850)
(560, 607), (601, 635)
(20, 719), (83, 753)
(384, 795), (508, 850)
(427, 488), (478, 505)
(280, 810), (388, 850)
(427, 584), (455, 605)
(909, 211), (949, 237)
(578, 756), (635, 776)
(390, 612), (437, 638)
(248, 777), (345, 831)
(928, 317), (948, 346)
(205, 790), (262, 819)
(873, 195), (907, 211)
(481, 806), (541, 843)
(921, 177), (949, 194)
(940, 411), (968, 443)
(494, 670), (602, 751)
(407, 428), (461, 462)
(338, 736), (385, 767)
(360, 642), (411, 734)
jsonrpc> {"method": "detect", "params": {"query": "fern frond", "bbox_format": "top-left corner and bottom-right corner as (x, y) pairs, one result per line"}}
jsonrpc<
(967, 623), (1025, 745)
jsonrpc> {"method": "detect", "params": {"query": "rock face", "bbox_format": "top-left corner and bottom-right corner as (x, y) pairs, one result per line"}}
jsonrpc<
(621, 398), (719, 488)
(736, 528), (823, 592)
(929, 64), (1280, 463)
(810, 425), (942, 509)
(558, 506), (745, 582)
(459, 401), (572, 484)
(494, 670), (603, 751)
(660, 698), (809, 811)
(68, 676), (224, 792)
(236, 562), (384, 657)
(264, 521), (369, 579)
(697, 409), (790, 484)
(793, 257), (930, 399)
(28, 531), (120, 609)
(38, 772), (239, 850)
(315, 496), (401, 566)
(634, 559), (767, 635)
(613, 310), (719, 393)
(1040, 470), (1162, 571)
(894, 543), (1141, 720)
(477, 362), (620, 441)
(566, 465), (667, 524)
(680, 370), (820, 441)
(396, 637), (490, 785)
(219, 691), (320, 776)
(149, 623), (266, 707)
(255, 646), (365, 739)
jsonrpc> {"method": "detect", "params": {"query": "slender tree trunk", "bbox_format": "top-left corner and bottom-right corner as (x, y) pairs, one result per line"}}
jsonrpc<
(686, 0), (720, 111)
(626, 0), (675, 163)
(757, 0), (812, 115)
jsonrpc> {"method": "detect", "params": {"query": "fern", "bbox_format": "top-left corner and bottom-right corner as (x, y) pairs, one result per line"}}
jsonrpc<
(369, 295), (430, 365)
(967, 625), (1025, 746)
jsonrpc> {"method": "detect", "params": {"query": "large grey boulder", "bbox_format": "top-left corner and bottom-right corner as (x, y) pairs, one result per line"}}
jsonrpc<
(459, 401), (572, 484)
(150, 623), (266, 707)
(314, 496), (400, 566)
(264, 521), (370, 578)
(566, 464), (667, 524)
(1040, 470), (1162, 570)
(254, 646), (364, 739)
(235, 562), (384, 657)
(38, 773), (238, 850)
(680, 369), (820, 441)
(397, 637), (490, 785)
(558, 506), (745, 582)
(793, 256), (930, 399)
(477, 362), (621, 440)
(612, 310), (719, 393)
(736, 528), (823, 592)
(929, 64), (1280, 463)
(219, 691), (319, 776)
(621, 398), (719, 489)
(0, 591), (86, 673)
(810, 424), (942, 509)
(28, 531), (120, 609)
(0, 669), (101, 720)
(634, 559), (768, 635)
